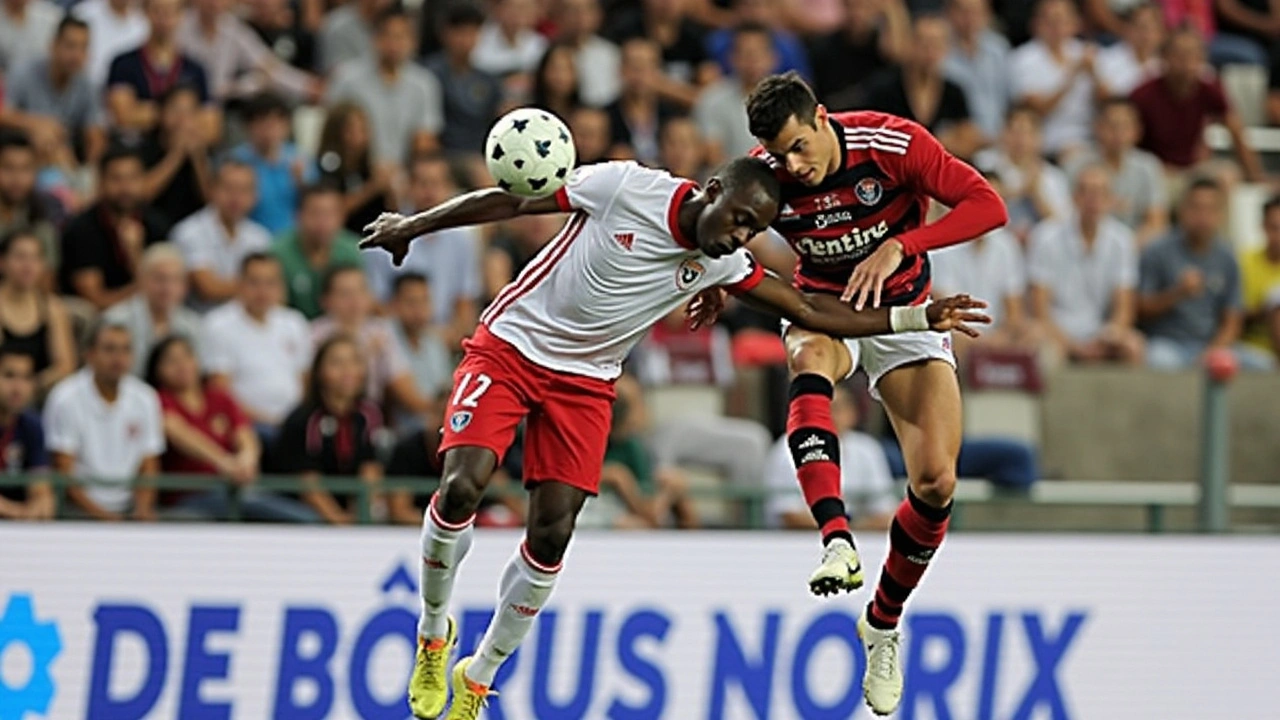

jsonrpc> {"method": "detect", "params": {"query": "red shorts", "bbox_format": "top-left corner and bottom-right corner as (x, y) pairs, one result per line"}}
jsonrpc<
(439, 325), (617, 494)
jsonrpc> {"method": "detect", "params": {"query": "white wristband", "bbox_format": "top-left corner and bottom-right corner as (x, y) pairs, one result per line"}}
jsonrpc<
(890, 305), (930, 333)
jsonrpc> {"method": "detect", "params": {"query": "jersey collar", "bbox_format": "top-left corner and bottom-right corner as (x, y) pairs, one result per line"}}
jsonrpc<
(667, 180), (699, 251)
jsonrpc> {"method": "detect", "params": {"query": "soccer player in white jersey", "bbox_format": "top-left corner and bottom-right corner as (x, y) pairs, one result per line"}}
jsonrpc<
(359, 157), (988, 720)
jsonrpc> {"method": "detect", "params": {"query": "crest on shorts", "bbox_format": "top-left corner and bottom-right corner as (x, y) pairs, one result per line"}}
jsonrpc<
(675, 258), (706, 290)
(449, 411), (473, 433)
(855, 178), (882, 206)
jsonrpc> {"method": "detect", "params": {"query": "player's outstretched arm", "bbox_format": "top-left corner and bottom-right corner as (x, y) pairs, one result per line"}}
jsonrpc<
(359, 190), (563, 266)
(741, 272), (991, 338)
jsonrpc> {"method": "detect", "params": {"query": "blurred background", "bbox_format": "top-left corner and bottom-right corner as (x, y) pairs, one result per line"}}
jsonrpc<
(0, 0), (1279, 716)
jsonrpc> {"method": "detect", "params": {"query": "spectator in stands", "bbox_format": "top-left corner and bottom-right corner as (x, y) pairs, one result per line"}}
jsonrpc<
(0, 133), (59, 274)
(1130, 29), (1264, 183)
(139, 84), (211, 232)
(471, 0), (547, 79)
(365, 154), (480, 348)
(1010, 0), (1097, 159)
(386, 273), (452, 429)
(659, 115), (709, 182)
(107, 0), (216, 141)
(45, 321), (163, 521)
(171, 159), (271, 311)
(1095, 4), (1163, 98)
(532, 42), (583, 121)
(0, 230), (74, 396)
(1212, 0), (1280, 70)
(764, 383), (895, 530)
(976, 104), (1072, 242)
(1029, 165), (1145, 365)
(230, 92), (315, 235)
(608, 0), (718, 107)
(73, 0), (149, 89)
(427, 3), (502, 163)
(316, 103), (393, 237)
(0, 347), (55, 520)
(177, 0), (321, 104)
(146, 335), (318, 521)
(319, 0), (389, 73)
(273, 334), (387, 525)
(0, 0), (62, 73)
(1139, 179), (1274, 369)
(273, 184), (362, 320)
(1064, 98), (1168, 247)
(555, 0), (620, 107)
(2, 18), (106, 172)
(607, 38), (680, 164)
(105, 244), (202, 376)
(695, 23), (777, 166)
(1241, 197), (1280, 359)
(944, 0), (1010, 142)
(202, 253), (311, 430)
(569, 106), (612, 164)
(706, 0), (811, 80)
(60, 146), (165, 310)
(484, 212), (559, 300)
(311, 265), (434, 417)
(860, 14), (982, 158)
(807, 0), (909, 109)
(327, 8), (441, 164)
(243, 0), (318, 74)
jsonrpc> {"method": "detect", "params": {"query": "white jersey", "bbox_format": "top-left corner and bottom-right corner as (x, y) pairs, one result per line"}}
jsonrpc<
(480, 162), (764, 380)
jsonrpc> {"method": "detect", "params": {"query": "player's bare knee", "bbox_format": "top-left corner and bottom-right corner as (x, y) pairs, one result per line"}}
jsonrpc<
(525, 511), (577, 567)
(787, 335), (842, 380)
(438, 472), (485, 519)
(911, 470), (957, 507)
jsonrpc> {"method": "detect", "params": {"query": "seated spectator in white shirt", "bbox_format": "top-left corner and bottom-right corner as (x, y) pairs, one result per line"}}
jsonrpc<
(201, 252), (312, 430)
(1028, 165), (1145, 365)
(944, 0), (1011, 142)
(364, 154), (481, 348)
(555, 0), (620, 107)
(0, 348), (55, 521)
(1095, 4), (1164, 98)
(311, 265), (433, 422)
(105, 243), (203, 376)
(1009, 0), (1097, 158)
(1064, 97), (1168, 248)
(976, 104), (1073, 244)
(471, 0), (547, 78)
(1, 18), (107, 171)
(44, 321), (164, 521)
(763, 383), (896, 531)
(387, 273), (452, 434)
(171, 159), (272, 311)
(73, 0), (149, 90)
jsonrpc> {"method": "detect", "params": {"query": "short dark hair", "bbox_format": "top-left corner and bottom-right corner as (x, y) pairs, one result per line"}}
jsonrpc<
(1264, 195), (1280, 218)
(1183, 176), (1223, 202)
(242, 91), (291, 122)
(1097, 96), (1137, 116)
(297, 183), (343, 210)
(733, 21), (772, 44)
(99, 144), (144, 174)
(215, 157), (255, 182)
(713, 156), (781, 204)
(158, 82), (200, 109)
(1005, 101), (1042, 127)
(745, 71), (818, 141)
(444, 1), (485, 27)
(55, 16), (89, 38)
(240, 251), (279, 276)
(375, 6), (411, 31)
(83, 319), (131, 352)
(0, 130), (33, 156)
(0, 228), (44, 257)
(392, 272), (429, 296)
(144, 335), (195, 390)
(0, 345), (36, 369)
(320, 264), (364, 297)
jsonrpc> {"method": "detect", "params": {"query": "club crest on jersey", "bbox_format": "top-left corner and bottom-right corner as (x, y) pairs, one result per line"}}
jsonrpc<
(855, 178), (883, 206)
(676, 258), (706, 290)
(450, 411), (473, 433)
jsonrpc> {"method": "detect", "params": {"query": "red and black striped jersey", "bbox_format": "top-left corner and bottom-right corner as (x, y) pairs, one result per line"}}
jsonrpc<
(751, 111), (1007, 306)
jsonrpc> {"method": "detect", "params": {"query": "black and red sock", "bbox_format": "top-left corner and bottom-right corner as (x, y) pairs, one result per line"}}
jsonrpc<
(786, 374), (852, 546)
(868, 488), (952, 629)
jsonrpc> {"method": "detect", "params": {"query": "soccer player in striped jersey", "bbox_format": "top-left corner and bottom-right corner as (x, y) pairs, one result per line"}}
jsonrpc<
(360, 156), (989, 719)
(689, 72), (1009, 715)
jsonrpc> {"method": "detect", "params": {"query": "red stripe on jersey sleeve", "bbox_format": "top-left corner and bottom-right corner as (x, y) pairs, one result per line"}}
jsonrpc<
(554, 186), (573, 212)
(722, 255), (765, 295)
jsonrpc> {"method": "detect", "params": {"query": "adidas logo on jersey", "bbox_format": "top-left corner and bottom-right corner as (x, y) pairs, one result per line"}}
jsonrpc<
(780, 203), (796, 217)
(613, 232), (635, 251)
(798, 434), (825, 450)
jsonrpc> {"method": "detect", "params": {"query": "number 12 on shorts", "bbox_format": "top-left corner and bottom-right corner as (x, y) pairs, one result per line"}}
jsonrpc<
(451, 372), (492, 408)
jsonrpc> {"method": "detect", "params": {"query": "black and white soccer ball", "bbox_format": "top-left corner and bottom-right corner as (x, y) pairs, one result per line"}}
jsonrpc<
(484, 108), (576, 198)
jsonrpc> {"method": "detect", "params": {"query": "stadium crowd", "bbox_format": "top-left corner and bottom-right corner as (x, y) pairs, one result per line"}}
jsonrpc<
(1, 0), (1279, 527)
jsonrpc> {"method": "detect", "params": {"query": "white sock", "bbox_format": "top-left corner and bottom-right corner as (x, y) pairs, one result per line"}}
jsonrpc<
(418, 494), (475, 640)
(466, 541), (560, 686)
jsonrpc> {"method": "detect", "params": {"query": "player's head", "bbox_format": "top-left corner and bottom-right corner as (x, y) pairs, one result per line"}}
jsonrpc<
(746, 72), (839, 187)
(696, 157), (780, 258)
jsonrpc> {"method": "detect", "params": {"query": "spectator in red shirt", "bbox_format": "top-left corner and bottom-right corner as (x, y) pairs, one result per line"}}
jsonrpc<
(1129, 29), (1263, 183)
(146, 334), (317, 522)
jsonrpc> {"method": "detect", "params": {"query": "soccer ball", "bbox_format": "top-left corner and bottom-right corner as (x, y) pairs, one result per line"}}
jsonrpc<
(484, 108), (576, 198)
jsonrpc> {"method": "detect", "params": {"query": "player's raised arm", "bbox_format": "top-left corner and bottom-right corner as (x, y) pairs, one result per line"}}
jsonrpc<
(740, 271), (991, 338)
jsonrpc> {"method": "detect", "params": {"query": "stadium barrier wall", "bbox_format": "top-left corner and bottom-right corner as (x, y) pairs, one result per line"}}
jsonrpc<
(2, 526), (1277, 720)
